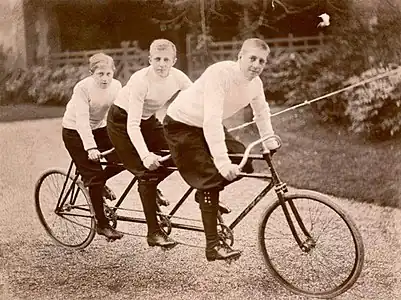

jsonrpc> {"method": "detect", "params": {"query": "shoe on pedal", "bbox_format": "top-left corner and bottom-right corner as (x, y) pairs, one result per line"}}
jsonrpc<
(156, 188), (170, 206)
(103, 185), (117, 201)
(96, 225), (123, 240)
(147, 230), (177, 248)
(206, 244), (241, 262)
(218, 202), (231, 214)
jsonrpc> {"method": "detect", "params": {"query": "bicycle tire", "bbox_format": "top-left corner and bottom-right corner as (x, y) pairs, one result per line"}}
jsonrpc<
(35, 169), (96, 249)
(258, 189), (364, 298)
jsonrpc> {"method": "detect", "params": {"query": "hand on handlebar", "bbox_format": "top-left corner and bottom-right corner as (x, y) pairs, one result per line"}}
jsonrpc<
(143, 152), (162, 170)
(220, 163), (240, 181)
(88, 148), (102, 161)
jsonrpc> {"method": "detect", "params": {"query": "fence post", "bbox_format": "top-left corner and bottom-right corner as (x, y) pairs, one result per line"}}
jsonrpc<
(186, 34), (193, 80)
(318, 32), (324, 46)
(83, 52), (89, 65)
(288, 33), (294, 52)
(120, 41), (130, 84)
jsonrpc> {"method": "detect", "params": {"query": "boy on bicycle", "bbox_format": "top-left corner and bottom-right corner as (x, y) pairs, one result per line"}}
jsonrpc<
(107, 39), (192, 248)
(163, 38), (280, 261)
(62, 53), (125, 240)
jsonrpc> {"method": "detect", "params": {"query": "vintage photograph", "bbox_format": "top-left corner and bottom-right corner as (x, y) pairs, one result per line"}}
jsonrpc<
(0, 0), (400, 299)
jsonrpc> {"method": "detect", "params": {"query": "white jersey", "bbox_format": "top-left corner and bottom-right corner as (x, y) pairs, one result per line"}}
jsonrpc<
(62, 76), (122, 150)
(167, 61), (274, 172)
(113, 66), (192, 160)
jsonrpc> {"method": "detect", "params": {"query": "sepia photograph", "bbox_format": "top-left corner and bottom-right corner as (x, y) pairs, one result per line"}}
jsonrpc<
(0, 0), (400, 299)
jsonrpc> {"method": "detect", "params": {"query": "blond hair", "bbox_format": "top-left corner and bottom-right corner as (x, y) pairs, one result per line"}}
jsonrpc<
(89, 53), (116, 73)
(239, 38), (270, 55)
(149, 39), (177, 57)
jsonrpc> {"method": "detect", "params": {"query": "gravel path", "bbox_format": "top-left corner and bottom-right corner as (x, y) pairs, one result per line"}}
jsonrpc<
(0, 118), (400, 300)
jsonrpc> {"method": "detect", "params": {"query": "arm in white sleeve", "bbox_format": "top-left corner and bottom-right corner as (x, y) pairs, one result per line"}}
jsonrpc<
(104, 80), (122, 121)
(73, 85), (97, 151)
(250, 82), (275, 150)
(177, 69), (193, 90)
(203, 72), (231, 172)
(124, 78), (151, 161)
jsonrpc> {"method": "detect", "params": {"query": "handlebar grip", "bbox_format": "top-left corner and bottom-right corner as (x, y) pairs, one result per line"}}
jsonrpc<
(159, 154), (171, 162)
(100, 148), (115, 157)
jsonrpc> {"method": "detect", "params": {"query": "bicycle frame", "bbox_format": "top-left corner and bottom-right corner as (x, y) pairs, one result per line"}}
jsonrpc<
(58, 147), (313, 251)
(106, 154), (275, 233)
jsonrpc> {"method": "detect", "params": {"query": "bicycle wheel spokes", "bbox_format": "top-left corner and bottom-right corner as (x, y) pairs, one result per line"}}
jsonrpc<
(259, 190), (364, 298)
(35, 169), (96, 249)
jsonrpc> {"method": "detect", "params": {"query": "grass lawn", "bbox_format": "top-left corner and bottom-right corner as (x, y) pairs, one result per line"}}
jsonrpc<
(0, 104), (65, 123)
(2, 103), (400, 208)
(227, 106), (401, 209)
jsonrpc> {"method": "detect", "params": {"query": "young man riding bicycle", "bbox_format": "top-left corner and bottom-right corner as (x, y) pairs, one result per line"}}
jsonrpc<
(163, 38), (280, 262)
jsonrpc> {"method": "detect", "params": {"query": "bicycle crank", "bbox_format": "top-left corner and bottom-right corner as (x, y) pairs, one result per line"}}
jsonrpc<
(217, 223), (234, 247)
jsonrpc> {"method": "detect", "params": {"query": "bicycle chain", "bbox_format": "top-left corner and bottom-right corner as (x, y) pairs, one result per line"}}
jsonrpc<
(63, 215), (203, 249)
(106, 205), (203, 223)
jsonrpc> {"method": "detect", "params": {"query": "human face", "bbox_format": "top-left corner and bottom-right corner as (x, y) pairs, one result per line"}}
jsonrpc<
(92, 65), (114, 89)
(238, 47), (269, 81)
(149, 49), (176, 78)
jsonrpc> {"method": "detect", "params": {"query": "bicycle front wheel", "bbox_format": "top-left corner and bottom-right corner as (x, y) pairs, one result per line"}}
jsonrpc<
(259, 190), (364, 299)
(35, 169), (96, 249)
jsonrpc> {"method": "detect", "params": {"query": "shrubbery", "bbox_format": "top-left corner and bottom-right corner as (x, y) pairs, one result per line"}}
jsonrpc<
(343, 65), (401, 138)
(0, 65), (88, 106)
(261, 1), (401, 139)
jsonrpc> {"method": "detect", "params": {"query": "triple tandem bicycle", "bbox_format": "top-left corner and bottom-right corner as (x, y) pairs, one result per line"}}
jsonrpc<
(34, 134), (364, 299)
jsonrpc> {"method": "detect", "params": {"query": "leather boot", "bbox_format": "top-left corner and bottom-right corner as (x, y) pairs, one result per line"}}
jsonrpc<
(205, 244), (241, 262)
(89, 184), (110, 225)
(96, 224), (124, 240)
(195, 190), (231, 214)
(199, 190), (241, 261)
(147, 230), (176, 248)
(138, 179), (177, 248)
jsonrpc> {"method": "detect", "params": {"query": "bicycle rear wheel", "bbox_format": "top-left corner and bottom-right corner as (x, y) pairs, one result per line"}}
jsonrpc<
(259, 190), (364, 298)
(35, 169), (96, 249)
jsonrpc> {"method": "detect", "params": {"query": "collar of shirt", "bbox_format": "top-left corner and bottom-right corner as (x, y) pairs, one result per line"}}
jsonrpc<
(148, 66), (171, 83)
(233, 61), (252, 86)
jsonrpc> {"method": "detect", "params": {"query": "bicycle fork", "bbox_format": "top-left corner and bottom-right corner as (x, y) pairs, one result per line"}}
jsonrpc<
(265, 153), (316, 253)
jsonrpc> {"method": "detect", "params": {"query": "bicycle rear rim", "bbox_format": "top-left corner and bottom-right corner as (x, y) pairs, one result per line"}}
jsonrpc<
(35, 169), (96, 249)
(258, 190), (364, 298)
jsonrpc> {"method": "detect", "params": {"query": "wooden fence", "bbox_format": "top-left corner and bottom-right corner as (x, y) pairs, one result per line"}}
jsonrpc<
(186, 33), (327, 79)
(51, 33), (328, 83)
(50, 41), (148, 84)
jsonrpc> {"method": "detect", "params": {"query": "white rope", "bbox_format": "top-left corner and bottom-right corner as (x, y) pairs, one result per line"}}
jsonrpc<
(228, 66), (401, 132)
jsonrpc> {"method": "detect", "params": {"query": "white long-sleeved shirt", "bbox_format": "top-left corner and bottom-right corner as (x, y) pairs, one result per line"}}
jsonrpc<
(113, 66), (192, 160)
(62, 77), (122, 150)
(167, 61), (274, 173)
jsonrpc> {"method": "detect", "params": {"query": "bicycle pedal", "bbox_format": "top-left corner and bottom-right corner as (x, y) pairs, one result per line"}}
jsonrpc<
(161, 246), (173, 251)
(161, 243), (178, 251)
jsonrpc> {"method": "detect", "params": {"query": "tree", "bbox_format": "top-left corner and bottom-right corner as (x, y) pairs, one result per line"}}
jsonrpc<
(151, 0), (348, 41)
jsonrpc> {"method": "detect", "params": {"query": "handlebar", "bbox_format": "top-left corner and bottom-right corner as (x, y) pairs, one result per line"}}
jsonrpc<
(99, 134), (281, 171)
(237, 134), (281, 169)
